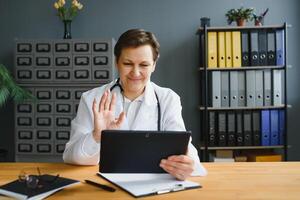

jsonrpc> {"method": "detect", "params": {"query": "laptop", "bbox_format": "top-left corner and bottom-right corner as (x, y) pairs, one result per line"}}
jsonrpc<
(99, 130), (191, 173)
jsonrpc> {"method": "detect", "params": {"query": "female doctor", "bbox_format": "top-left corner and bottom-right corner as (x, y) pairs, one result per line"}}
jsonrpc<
(63, 29), (207, 180)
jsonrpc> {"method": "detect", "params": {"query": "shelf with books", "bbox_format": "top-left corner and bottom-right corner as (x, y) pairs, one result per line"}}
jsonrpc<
(198, 105), (288, 111)
(197, 23), (290, 162)
(198, 65), (285, 71)
(199, 145), (286, 150)
(196, 24), (290, 33)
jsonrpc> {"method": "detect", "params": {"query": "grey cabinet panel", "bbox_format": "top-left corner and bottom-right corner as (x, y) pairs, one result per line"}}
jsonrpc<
(16, 42), (33, 54)
(35, 41), (52, 54)
(36, 130), (52, 140)
(34, 55), (53, 67)
(73, 40), (91, 54)
(54, 55), (72, 67)
(15, 38), (114, 161)
(16, 69), (33, 81)
(16, 55), (33, 67)
(17, 130), (34, 140)
(55, 102), (73, 115)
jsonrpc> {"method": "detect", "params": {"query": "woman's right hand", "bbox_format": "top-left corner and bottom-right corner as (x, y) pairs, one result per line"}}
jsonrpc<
(92, 90), (125, 143)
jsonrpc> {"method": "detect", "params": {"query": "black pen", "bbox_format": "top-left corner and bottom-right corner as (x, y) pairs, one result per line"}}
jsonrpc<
(84, 179), (116, 192)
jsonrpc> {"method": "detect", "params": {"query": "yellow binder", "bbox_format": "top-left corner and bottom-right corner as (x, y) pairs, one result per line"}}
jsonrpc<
(225, 32), (232, 67)
(217, 32), (226, 68)
(232, 31), (242, 67)
(208, 32), (217, 68)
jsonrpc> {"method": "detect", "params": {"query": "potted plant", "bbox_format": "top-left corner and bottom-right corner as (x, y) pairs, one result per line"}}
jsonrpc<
(225, 7), (254, 26)
(253, 8), (269, 26)
(0, 64), (35, 107)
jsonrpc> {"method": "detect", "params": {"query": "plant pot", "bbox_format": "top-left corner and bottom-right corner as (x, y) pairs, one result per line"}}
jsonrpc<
(236, 19), (246, 26)
(255, 18), (264, 26)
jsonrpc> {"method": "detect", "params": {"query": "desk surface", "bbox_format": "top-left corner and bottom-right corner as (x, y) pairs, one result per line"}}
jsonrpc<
(0, 162), (299, 199)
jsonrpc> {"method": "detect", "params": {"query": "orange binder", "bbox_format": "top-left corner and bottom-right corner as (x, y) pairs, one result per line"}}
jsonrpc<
(248, 154), (282, 162)
(217, 32), (226, 68)
(225, 32), (232, 67)
(208, 32), (217, 68)
(232, 31), (242, 67)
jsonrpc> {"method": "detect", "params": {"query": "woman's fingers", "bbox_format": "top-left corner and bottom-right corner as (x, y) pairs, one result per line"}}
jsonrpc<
(109, 92), (117, 111)
(115, 112), (125, 127)
(92, 98), (98, 115)
(99, 90), (108, 112)
(104, 90), (111, 110)
(160, 161), (187, 180)
(159, 155), (194, 180)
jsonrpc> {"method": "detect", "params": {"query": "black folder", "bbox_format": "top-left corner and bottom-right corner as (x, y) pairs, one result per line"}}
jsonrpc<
(267, 30), (276, 65)
(243, 111), (252, 146)
(241, 31), (250, 66)
(252, 111), (261, 146)
(258, 30), (268, 66)
(250, 31), (259, 66)
(208, 111), (217, 146)
(218, 112), (227, 146)
(227, 111), (236, 146)
(0, 175), (79, 199)
(236, 112), (244, 146)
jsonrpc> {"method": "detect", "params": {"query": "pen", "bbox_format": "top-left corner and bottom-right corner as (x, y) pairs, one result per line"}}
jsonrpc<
(84, 179), (116, 192)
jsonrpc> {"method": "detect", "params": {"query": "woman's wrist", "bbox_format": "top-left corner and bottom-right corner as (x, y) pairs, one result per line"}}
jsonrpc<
(92, 129), (102, 143)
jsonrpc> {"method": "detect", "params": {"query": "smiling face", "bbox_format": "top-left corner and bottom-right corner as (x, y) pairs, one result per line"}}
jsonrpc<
(116, 45), (156, 100)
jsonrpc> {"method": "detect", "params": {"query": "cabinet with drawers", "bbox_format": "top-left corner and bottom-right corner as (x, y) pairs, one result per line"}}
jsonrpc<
(14, 39), (115, 162)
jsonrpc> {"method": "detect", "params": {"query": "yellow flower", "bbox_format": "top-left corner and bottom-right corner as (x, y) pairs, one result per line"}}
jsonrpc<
(58, 0), (65, 7)
(54, 0), (83, 21)
(77, 3), (83, 10)
(59, 0), (66, 6)
(54, 2), (59, 9)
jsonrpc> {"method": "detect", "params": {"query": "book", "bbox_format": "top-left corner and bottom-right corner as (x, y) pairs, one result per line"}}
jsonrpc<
(0, 174), (80, 200)
(98, 173), (201, 198)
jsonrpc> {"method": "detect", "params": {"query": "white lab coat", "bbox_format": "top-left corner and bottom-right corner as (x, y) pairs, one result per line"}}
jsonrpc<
(63, 80), (207, 176)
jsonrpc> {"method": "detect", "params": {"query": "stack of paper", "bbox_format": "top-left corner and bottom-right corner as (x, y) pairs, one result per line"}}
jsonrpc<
(98, 173), (201, 198)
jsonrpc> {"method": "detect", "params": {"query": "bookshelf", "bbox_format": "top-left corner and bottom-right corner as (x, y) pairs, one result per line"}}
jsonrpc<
(197, 23), (290, 162)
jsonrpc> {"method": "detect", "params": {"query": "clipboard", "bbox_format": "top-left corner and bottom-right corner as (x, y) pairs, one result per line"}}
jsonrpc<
(97, 173), (201, 198)
(99, 130), (191, 173)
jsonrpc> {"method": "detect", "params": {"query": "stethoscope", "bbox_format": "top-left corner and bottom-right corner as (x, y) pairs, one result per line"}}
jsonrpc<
(110, 78), (161, 131)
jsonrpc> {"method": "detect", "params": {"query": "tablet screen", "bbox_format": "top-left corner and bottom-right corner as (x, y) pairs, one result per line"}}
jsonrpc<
(99, 130), (191, 173)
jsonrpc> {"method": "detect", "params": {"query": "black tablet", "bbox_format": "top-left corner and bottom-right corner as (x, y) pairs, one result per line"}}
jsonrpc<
(99, 130), (191, 173)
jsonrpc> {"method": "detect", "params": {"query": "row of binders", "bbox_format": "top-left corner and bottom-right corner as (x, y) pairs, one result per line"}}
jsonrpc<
(205, 29), (285, 68)
(208, 69), (284, 107)
(207, 109), (285, 147)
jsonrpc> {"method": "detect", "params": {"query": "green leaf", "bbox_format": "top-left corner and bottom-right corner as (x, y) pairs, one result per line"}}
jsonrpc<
(0, 64), (36, 107)
(0, 87), (10, 107)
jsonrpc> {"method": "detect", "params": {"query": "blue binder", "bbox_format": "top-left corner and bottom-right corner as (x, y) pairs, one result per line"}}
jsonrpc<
(276, 29), (285, 66)
(270, 110), (279, 145)
(279, 110), (285, 145)
(261, 110), (270, 146)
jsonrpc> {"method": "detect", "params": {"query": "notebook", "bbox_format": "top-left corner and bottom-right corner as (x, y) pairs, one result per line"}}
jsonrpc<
(0, 174), (80, 200)
(99, 130), (191, 173)
(98, 173), (201, 198)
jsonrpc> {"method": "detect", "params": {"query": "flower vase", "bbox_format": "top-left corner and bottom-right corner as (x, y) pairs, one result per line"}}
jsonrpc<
(63, 20), (72, 39)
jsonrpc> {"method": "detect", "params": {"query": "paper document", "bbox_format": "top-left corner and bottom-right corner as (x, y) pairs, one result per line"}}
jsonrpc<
(98, 173), (201, 197)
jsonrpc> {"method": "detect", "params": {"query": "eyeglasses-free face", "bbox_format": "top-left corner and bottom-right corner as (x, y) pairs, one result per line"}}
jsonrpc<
(116, 45), (156, 100)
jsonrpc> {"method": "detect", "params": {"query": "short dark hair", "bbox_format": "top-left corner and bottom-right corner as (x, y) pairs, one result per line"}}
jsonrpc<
(114, 29), (160, 62)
